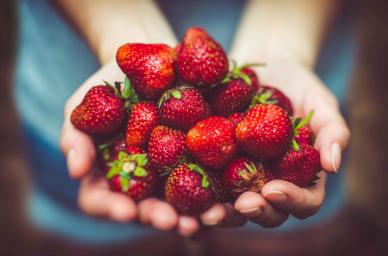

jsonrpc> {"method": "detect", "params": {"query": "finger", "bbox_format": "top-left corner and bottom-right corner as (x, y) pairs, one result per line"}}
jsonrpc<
(60, 120), (95, 179)
(261, 172), (326, 219)
(177, 216), (200, 237)
(302, 84), (350, 173)
(200, 203), (226, 226)
(200, 203), (246, 227)
(138, 198), (160, 225)
(234, 191), (289, 228)
(148, 201), (178, 231)
(78, 174), (137, 222)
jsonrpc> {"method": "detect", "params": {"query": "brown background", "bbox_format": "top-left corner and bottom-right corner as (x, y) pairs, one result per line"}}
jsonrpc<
(1, 0), (388, 255)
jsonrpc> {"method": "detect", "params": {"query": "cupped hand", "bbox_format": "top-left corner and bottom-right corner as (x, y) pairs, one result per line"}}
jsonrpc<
(60, 60), (245, 237)
(234, 59), (350, 227)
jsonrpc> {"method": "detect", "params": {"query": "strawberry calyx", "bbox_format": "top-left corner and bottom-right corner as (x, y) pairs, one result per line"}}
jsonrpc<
(187, 163), (210, 188)
(157, 85), (193, 107)
(221, 60), (265, 85)
(292, 111), (314, 151)
(233, 161), (265, 193)
(250, 88), (278, 106)
(103, 77), (139, 109)
(106, 151), (149, 192)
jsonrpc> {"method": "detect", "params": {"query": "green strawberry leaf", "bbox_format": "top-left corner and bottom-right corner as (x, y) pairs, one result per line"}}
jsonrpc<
(244, 162), (257, 175)
(121, 77), (132, 100)
(258, 90), (274, 104)
(296, 111), (314, 129)
(171, 90), (182, 99)
(120, 177), (130, 192)
(292, 139), (300, 152)
(134, 166), (147, 177)
(118, 151), (128, 161)
(239, 73), (252, 86)
(106, 165), (121, 179)
(221, 76), (231, 84)
(188, 163), (210, 189)
(133, 154), (148, 166)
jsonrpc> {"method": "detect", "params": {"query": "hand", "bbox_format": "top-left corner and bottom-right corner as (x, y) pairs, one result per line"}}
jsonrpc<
(234, 59), (350, 227)
(60, 60), (245, 237)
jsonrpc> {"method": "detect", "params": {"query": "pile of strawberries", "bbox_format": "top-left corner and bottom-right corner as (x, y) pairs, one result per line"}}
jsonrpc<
(71, 27), (321, 216)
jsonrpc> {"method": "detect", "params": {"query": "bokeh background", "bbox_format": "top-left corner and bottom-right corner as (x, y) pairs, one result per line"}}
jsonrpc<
(1, 0), (388, 255)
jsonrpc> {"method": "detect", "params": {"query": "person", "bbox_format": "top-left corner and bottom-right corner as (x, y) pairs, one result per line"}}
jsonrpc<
(14, 0), (351, 245)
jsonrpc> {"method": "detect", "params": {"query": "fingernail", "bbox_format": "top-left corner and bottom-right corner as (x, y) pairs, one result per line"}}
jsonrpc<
(330, 143), (341, 173)
(202, 208), (223, 226)
(240, 206), (262, 216)
(264, 191), (287, 203)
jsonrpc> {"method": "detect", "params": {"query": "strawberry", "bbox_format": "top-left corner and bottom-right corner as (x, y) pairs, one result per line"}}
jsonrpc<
(292, 111), (314, 146)
(251, 85), (293, 115)
(223, 157), (274, 198)
(186, 116), (238, 170)
(177, 27), (228, 87)
(106, 148), (156, 201)
(295, 126), (313, 145)
(148, 125), (186, 171)
(210, 64), (260, 117)
(228, 112), (244, 125)
(125, 101), (158, 147)
(70, 85), (126, 135)
(271, 143), (321, 187)
(208, 172), (230, 203)
(158, 86), (207, 130)
(116, 43), (177, 100)
(236, 104), (293, 159)
(165, 163), (214, 215)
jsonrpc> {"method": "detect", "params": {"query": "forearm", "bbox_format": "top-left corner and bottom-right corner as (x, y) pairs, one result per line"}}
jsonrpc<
(230, 0), (339, 68)
(56, 0), (177, 64)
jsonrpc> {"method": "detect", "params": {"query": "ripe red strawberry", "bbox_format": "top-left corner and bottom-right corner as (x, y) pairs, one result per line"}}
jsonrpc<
(295, 126), (313, 145)
(165, 163), (214, 215)
(116, 43), (177, 100)
(148, 125), (186, 171)
(236, 104), (292, 159)
(70, 85), (126, 135)
(106, 148), (156, 201)
(251, 85), (293, 115)
(177, 27), (228, 87)
(125, 102), (158, 147)
(158, 86), (207, 130)
(292, 111), (315, 146)
(223, 157), (274, 198)
(187, 116), (238, 170)
(271, 143), (321, 187)
(210, 64), (260, 117)
(228, 112), (244, 125)
(208, 172), (230, 203)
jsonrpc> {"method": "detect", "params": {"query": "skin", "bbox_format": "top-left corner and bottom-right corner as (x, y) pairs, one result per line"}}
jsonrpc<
(58, 0), (350, 236)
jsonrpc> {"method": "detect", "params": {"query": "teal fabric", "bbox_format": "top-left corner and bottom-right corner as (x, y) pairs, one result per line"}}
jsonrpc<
(14, 0), (354, 243)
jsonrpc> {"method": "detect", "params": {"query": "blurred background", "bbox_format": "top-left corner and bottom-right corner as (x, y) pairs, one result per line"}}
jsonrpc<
(1, 0), (388, 255)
